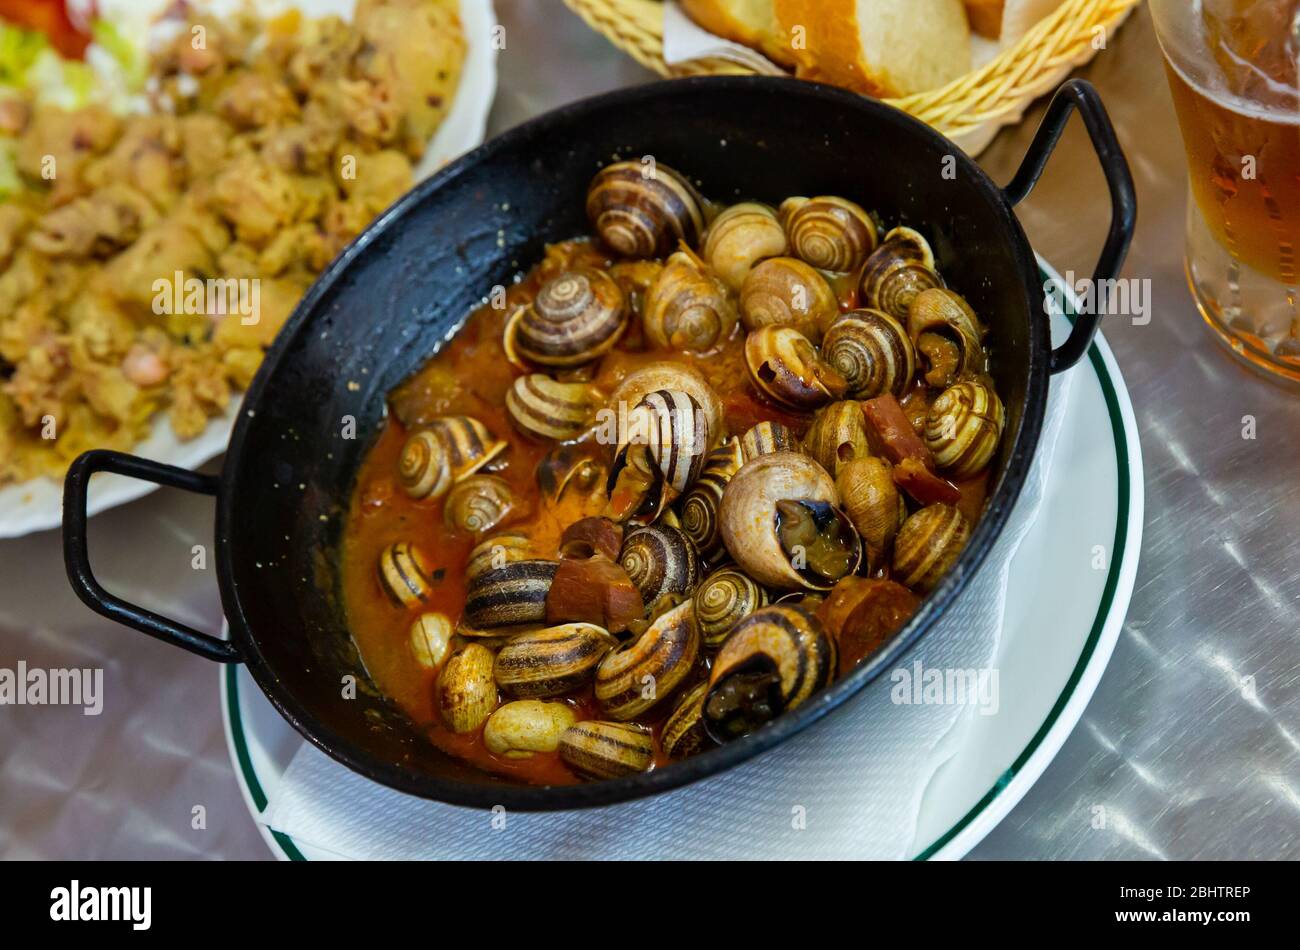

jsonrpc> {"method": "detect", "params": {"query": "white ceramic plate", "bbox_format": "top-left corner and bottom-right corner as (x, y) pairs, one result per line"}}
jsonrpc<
(0, 0), (498, 540)
(219, 259), (1144, 860)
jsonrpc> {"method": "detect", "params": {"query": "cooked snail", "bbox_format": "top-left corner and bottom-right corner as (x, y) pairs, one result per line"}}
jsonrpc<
(624, 389), (711, 498)
(494, 623), (618, 698)
(821, 309), (916, 399)
(694, 565), (768, 645)
(378, 542), (438, 607)
(595, 598), (700, 721)
(620, 523), (701, 606)
(779, 196), (877, 273)
(444, 474), (517, 536)
(464, 559), (559, 628)
(924, 379), (1005, 478)
(739, 256), (839, 343)
(858, 227), (943, 322)
(907, 288), (986, 387)
(506, 374), (599, 442)
(609, 362), (724, 443)
(559, 517), (624, 561)
(643, 247), (738, 352)
(483, 700), (578, 757)
(398, 415), (506, 500)
(506, 268), (628, 367)
(678, 436), (744, 559)
(661, 681), (711, 759)
(718, 451), (862, 591)
(744, 325), (848, 411)
(409, 612), (453, 671)
(739, 420), (798, 461)
(537, 443), (606, 508)
(604, 442), (666, 527)
(586, 160), (708, 259)
(802, 400), (872, 476)
(702, 202), (789, 290)
(559, 721), (655, 779)
(703, 604), (836, 741)
(438, 643), (498, 734)
(892, 503), (971, 593)
(835, 456), (905, 573)
(466, 532), (533, 583)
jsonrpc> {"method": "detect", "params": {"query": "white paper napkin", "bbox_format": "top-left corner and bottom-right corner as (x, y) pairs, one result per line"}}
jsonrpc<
(264, 344), (1075, 860)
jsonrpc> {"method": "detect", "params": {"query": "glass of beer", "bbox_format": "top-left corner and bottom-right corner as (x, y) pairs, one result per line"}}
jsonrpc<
(1151, 0), (1300, 385)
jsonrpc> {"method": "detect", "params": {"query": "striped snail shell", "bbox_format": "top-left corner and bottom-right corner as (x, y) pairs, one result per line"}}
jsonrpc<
(907, 288), (987, 388)
(444, 474), (517, 536)
(493, 623), (618, 698)
(744, 325), (848, 411)
(821, 309), (916, 399)
(507, 268), (628, 368)
(620, 523), (701, 605)
(398, 415), (506, 499)
(586, 160), (708, 259)
(694, 564), (769, 646)
(835, 456), (905, 574)
(779, 196), (878, 274)
(466, 532), (533, 583)
(624, 389), (711, 498)
(409, 612), (453, 671)
(396, 430), (452, 500)
(857, 227), (944, 322)
(506, 373), (599, 442)
(595, 598), (700, 721)
(378, 542), (438, 607)
(559, 720), (655, 780)
(924, 379), (1005, 479)
(739, 420), (798, 461)
(661, 681), (711, 759)
(718, 451), (861, 591)
(739, 256), (839, 343)
(464, 559), (559, 628)
(438, 643), (499, 734)
(702, 202), (789, 291)
(703, 604), (837, 742)
(609, 362), (725, 445)
(679, 436), (744, 559)
(643, 247), (739, 352)
(892, 503), (971, 593)
(802, 400), (872, 476)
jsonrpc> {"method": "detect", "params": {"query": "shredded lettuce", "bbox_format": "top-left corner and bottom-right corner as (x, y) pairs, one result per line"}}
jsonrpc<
(91, 18), (146, 93)
(0, 22), (50, 87)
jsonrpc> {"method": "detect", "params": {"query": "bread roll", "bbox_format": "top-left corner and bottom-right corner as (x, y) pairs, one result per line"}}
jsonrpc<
(963, 0), (1004, 39)
(679, 0), (799, 67)
(964, 0), (1067, 44)
(773, 0), (972, 97)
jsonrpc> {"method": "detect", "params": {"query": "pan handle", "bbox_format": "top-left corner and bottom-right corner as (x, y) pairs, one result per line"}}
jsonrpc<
(63, 449), (240, 663)
(1003, 78), (1137, 374)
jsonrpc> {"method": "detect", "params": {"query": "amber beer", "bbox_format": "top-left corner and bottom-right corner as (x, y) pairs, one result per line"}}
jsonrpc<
(1164, 61), (1300, 287)
(1152, 0), (1300, 381)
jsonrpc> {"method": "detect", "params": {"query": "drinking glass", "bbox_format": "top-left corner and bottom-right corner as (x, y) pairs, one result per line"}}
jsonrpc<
(1150, 0), (1300, 384)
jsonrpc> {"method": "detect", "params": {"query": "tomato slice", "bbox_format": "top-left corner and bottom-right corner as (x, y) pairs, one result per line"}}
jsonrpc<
(0, 0), (93, 59)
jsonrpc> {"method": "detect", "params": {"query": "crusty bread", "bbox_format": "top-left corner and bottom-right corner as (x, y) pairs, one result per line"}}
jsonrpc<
(773, 0), (972, 97)
(679, 0), (798, 67)
(963, 0), (1066, 44)
(963, 0), (1004, 39)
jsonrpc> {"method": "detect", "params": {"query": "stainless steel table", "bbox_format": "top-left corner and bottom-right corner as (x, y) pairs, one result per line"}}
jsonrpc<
(2, 3), (1297, 860)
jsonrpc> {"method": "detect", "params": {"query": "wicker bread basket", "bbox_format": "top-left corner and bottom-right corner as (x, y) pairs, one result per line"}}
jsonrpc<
(562, 0), (1140, 152)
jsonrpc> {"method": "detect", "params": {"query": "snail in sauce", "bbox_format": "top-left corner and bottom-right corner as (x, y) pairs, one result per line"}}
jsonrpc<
(341, 161), (1006, 784)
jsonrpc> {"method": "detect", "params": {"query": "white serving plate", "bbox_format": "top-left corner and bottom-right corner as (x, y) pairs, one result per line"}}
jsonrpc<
(219, 259), (1144, 860)
(0, 0), (498, 539)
